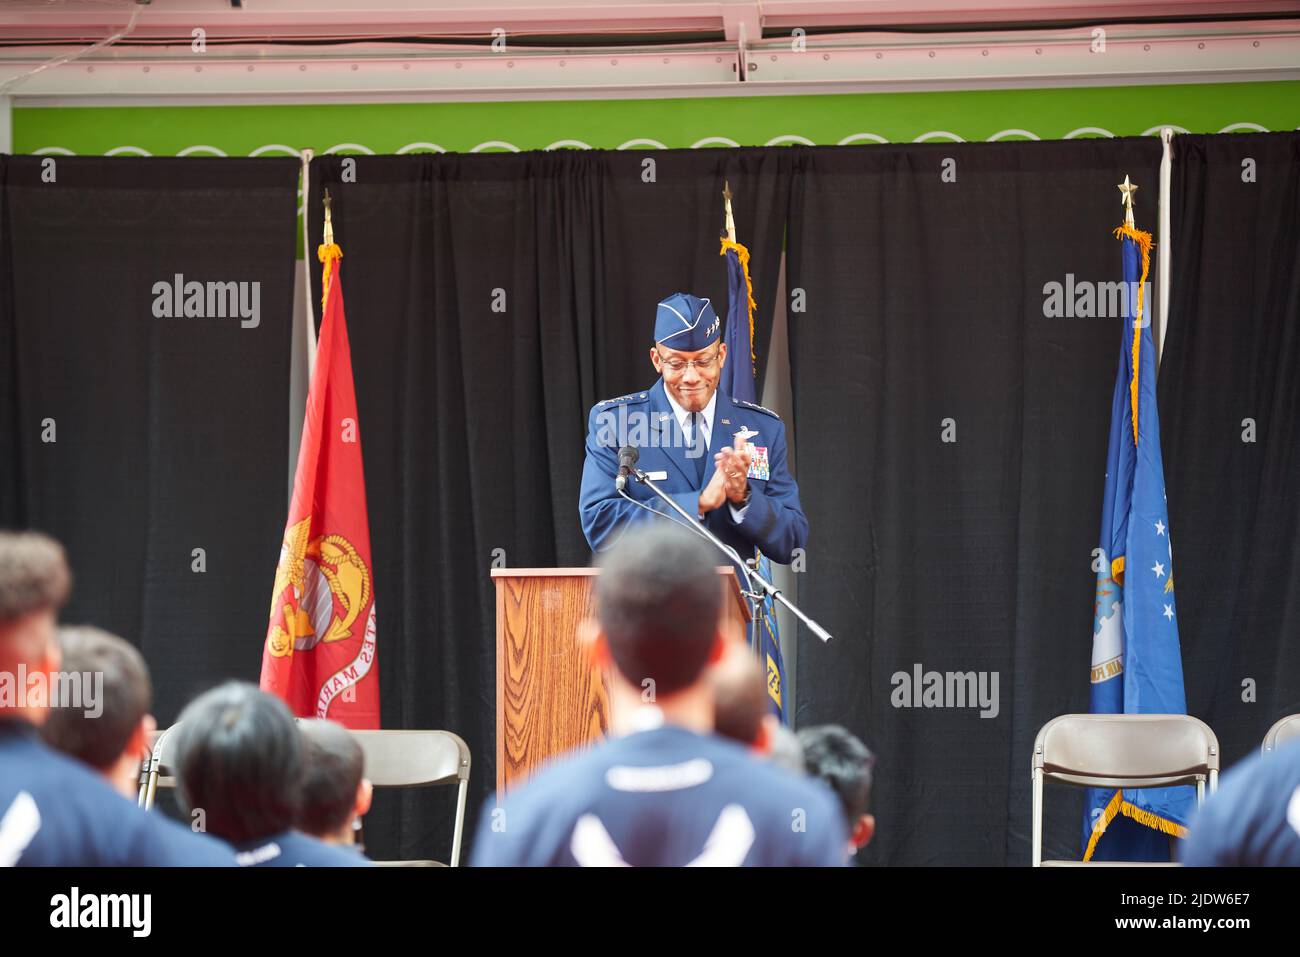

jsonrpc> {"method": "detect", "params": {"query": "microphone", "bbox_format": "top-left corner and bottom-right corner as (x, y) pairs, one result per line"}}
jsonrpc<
(615, 446), (639, 492)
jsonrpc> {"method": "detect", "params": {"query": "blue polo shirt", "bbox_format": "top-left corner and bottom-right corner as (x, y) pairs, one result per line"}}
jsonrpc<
(233, 830), (371, 867)
(1, 718), (235, 866)
(472, 722), (847, 867)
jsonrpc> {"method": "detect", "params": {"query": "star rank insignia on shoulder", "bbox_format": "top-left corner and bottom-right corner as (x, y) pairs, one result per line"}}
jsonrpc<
(733, 398), (781, 420)
(596, 391), (648, 408)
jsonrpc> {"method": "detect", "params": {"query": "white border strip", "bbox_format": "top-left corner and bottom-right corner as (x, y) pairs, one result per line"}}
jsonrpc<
(13, 67), (1300, 109)
(1157, 127), (1173, 371)
(299, 148), (318, 372)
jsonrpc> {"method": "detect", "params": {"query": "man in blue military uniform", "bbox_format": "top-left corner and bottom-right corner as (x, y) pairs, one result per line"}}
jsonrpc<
(579, 292), (808, 573)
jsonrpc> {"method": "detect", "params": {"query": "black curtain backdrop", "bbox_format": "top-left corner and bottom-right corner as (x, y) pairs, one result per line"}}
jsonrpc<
(785, 138), (1165, 865)
(1159, 133), (1300, 779)
(0, 156), (299, 723)
(305, 149), (793, 860)
(3, 135), (1296, 868)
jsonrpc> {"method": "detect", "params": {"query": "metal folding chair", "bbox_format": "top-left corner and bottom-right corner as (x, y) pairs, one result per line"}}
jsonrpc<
(1261, 713), (1300, 754)
(138, 724), (180, 810)
(1031, 713), (1218, 866)
(351, 730), (472, 867)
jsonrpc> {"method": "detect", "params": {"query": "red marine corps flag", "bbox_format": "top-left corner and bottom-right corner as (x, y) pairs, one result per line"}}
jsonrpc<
(260, 201), (379, 728)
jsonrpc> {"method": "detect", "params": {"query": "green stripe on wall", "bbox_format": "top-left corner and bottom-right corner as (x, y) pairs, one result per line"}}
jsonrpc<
(13, 81), (1300, 156)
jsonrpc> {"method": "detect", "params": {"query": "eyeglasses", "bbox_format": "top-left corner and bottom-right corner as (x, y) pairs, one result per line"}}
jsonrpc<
(657, 349), (720, 374)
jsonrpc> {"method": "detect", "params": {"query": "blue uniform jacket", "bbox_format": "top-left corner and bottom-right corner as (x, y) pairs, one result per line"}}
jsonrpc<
(0, 719), (236, 866)
(579, 380), (808, 570)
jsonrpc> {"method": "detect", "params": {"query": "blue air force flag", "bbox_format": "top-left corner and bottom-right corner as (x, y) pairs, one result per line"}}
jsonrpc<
(1082, 223), (1193, 861)
(720, 238), (788, 725)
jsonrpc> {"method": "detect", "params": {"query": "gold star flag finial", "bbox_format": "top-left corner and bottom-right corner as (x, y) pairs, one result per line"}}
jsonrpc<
(1117, 175), (1138, 227)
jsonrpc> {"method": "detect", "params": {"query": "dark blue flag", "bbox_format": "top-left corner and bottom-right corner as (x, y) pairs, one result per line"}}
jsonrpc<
(720, 238), (788, 724)
(1082, 223), (1194, 861)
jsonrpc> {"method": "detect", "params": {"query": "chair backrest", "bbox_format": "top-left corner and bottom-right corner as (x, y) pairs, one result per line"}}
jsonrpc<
(137, 727), (167, 803)
(350, 730), (470, 788)
(153, 723), (182, 770)
(349, 730), (471, 866)
(141, 723), (472, 865)
(1262, 713), (1300, 754)
(139, 723), (182, 809)
(1034, 713), (1219, 789)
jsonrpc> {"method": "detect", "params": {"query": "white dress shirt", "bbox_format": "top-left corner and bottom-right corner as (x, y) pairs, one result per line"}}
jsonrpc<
(663, 389), (749, 523)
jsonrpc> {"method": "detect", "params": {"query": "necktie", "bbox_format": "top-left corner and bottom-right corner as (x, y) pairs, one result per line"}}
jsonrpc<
(689, 411), (706, 484)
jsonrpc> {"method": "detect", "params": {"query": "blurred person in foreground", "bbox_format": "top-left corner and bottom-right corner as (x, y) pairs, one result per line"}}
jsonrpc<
(1181, 738), (1300, 866)
(41, 625), (155, 799)
(297, 718), (372, 847)
(710, 639), (771, 750)
(0, 530), (232, 866)
(710, 639), (803, 772)
(172, 681), (369, 867)
(799, 724), (876, 863)
(471, 523), (845, 866)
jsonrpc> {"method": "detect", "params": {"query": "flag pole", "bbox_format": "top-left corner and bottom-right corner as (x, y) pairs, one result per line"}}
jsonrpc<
(318, 188), (342, 315)
(1156, 130), (1174, 371)
(718, 182), (830, 655)
(722, 180), (737, 243)
(721, 179), (764, 658)
(323, 187), (335, 246)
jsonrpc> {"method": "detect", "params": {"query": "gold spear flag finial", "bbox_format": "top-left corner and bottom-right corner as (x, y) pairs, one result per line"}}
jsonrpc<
(1117, 174), (1138, 228)
(722, 180), (737, 243)
(318, 188), (342, 312)
(323, 187), (335, 246)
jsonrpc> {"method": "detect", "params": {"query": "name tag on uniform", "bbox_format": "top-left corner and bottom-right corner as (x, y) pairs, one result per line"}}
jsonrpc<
(746, 446), (770, 481)
(645, 470), (668, 481)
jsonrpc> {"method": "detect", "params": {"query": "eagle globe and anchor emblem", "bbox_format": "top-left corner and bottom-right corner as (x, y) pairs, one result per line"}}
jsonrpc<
(267, 515), (372, 658)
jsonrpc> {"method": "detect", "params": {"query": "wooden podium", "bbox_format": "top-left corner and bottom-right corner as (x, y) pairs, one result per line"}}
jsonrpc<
(492, 566), (751, 792)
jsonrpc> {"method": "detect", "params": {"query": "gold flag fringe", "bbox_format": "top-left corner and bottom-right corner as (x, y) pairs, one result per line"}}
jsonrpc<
(318, 242), (343, 313)
(1083, 787), (1189, 861)
(719, 238), (758, 377)
(1113, 224), (1153, 448)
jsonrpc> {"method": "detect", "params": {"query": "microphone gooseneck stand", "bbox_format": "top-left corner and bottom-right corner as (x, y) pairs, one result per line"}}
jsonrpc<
(626, 465), (833, 646)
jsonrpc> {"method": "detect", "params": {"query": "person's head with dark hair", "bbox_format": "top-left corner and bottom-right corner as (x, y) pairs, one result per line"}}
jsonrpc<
(710, 640), (772, 749)
(798, 724), (876, 857)
(766, 724), (805, 774)
(41, 626), (155, 798)
(298, 719), (371, 845)
(0, 531), (72, 725)
(590, 523), (726, 733)
(595, 523), (723, 692)
(172, 681), (303, 846)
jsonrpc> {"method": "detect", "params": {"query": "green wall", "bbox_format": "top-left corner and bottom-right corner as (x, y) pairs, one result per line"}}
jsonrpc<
(13, 81), (1300, 157)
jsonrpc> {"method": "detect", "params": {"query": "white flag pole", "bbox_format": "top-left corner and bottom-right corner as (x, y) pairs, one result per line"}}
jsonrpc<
(300, 148), (318, 374)
(1156, 128), (1174, 373)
